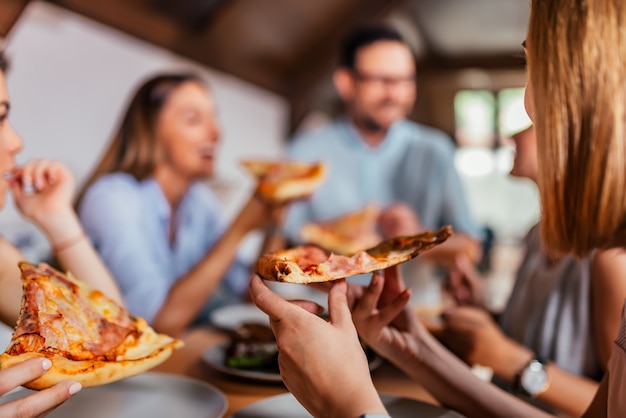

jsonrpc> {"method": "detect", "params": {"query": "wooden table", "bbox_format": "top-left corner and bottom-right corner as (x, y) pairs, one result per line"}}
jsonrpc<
(153, 327), (439, 417)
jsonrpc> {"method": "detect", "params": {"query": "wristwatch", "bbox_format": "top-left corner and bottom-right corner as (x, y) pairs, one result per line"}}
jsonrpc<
(515, 358), (550, 397)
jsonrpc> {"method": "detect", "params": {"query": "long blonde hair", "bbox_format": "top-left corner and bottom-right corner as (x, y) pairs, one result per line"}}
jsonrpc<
(529, 0), (626, 257)
(76, 73), (204, 207)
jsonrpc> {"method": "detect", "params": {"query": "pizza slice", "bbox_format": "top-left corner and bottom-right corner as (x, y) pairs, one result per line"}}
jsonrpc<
(256, 226), (453, 284)
(241, 159), (326, 203)
(300, 204), (382, 255)
(0, 262), (183, 390)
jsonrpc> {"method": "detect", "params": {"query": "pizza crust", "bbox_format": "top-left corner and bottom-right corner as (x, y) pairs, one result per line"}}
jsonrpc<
(0, 337), (182, 390)
(0, 262), (183, 390)
(256, 226), (453, 283)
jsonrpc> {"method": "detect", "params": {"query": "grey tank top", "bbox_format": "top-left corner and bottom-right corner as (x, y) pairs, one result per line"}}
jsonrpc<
(498, 225), (603, 381)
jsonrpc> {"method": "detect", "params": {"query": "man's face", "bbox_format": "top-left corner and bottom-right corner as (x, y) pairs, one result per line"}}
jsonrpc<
(343, 41), (416, 131)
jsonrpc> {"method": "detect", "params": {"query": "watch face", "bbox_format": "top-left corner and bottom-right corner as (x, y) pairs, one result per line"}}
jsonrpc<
(520, 360), (549, 396)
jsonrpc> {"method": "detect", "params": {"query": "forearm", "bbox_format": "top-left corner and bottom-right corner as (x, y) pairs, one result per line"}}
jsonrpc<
(324, 388), (388, 418)
(37, 209), (124, 306)
(0, 239), (26, 325)
(488, 342), (597, 416)
(535, 364), (598, 417)
(152, 225), (248, 335)
(400, 331), (551, 418)
(259, 223), (286, 255)
(422, 235), (482, 266)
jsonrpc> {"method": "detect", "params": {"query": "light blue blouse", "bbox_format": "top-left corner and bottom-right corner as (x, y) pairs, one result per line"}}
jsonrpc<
(284, 118), (482, 243)
(78, 173), (249, 324)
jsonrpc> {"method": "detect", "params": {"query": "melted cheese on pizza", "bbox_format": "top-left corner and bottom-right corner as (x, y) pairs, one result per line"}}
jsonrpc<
(288, 246), (379, 278)
(8, 263), (136, 361)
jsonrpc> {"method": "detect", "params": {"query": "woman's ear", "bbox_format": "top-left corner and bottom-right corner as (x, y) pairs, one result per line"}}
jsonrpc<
(333, 68), (354, 102)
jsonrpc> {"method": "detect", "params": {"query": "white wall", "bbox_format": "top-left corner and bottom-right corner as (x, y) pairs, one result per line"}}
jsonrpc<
(2, 1), (289, 261)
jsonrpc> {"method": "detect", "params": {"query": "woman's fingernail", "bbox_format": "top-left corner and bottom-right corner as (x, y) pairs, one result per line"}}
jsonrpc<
(41, 358), (52, 371)
(22, 182), (35, 195)
(69, 382), (82, 395)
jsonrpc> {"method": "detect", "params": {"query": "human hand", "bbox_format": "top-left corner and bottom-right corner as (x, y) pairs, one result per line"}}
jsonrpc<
(0, 357), (82, 418)
(250, 275), (387, 418)
(378, 202), (422, 238)
(443, 255), (485, 306)
(352, 267), (426, 364)
(9, 160), (75, 227)
(234, 194), (287, 233)
(440, 306), (513, 370)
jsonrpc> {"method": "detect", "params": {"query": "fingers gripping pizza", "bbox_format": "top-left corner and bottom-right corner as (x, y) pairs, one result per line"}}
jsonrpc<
(241, 159), (326, 203)
(256, 226), (453, 284)
(300, 204), (383, 255)
(0, 262), (183, 390)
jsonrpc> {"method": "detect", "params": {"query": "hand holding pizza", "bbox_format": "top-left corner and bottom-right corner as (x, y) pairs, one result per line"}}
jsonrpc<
(0, 358), (81, 418)
(378, 202), (423, 239)
(351, 267), (426, 365)
(249, 275), (388, 418)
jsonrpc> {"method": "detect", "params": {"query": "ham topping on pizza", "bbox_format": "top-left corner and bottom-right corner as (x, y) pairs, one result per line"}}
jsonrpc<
(8, 263), (136, 361)
(256, 226), (453, 284)
(1, 262), (183, 390)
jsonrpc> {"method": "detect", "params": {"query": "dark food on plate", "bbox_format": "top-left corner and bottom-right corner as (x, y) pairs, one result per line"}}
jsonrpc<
(224, 321), (378, 374)
(225, 323), (279, 372)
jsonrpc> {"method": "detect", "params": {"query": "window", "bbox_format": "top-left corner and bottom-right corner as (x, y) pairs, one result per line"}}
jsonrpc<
(454, 87), (530, 149)
(453, 87), (539, 241)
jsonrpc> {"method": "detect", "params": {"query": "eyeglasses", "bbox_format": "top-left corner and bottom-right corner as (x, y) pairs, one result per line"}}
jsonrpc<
(350, 70), (416, 87)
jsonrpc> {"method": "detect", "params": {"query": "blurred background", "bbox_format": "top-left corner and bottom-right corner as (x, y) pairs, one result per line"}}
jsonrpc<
(0, 0), (536, 301)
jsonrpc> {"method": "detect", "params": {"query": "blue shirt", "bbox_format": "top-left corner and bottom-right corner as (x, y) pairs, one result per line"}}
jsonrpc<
(78, 173), (249, 324)
(284, 118), (482, 243)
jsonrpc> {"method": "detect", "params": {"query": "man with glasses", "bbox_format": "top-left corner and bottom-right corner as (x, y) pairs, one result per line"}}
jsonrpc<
(283, 24), (482, 265)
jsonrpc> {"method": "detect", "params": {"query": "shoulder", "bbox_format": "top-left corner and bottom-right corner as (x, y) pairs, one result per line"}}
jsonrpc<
(0, 237), (22, 272)
(592, 249), (626, 281)
(288, 121), (343, 156)
(399, 121), (456, 156)
(79, 173), (144, 214)
(84, 173), (141, 197)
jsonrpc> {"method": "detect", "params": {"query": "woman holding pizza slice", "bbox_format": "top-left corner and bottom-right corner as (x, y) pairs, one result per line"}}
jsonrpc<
(250, 0), (626, 416)
(76, 73), (284, 336)
(0, 50), (128, 416)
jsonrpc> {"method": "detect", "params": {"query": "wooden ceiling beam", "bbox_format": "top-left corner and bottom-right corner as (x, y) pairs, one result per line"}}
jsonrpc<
(417, 53), (526, 73)
(45, 0), (286, 94)
(0, 0), (31, 37)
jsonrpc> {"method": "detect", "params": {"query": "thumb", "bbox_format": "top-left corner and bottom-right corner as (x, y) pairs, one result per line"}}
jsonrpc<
(327, 280), (353, 328)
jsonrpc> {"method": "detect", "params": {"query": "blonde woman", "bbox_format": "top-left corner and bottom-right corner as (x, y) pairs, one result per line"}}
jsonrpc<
(250, 0), (626, 416)
(77, 74), (282, 336)
(0, 50), (123, 417)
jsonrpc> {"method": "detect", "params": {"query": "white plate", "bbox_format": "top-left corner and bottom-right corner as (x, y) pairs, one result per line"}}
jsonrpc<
(209, 304), (269, 330)
(202, 341), (383, 384)
(202, 340), (283, 383)
(0, 372), (227, 418)
(231, 392), (466, 417)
